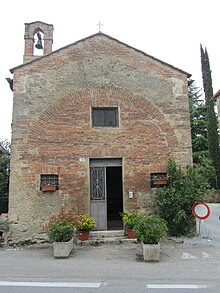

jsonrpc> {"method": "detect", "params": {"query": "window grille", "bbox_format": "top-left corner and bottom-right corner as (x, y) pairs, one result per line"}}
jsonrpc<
(90, 167), (105, 200)
(40, 174), (59, 191)
(150, 173), (168, 188)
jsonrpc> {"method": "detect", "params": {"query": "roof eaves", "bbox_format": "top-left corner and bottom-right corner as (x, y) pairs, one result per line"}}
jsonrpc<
(212, 89), (220, 101)
(10, 32), (101, 73)
(103, 33), (191, 78)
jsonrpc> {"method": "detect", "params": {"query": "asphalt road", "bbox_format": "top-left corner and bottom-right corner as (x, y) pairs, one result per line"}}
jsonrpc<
(204, 203), (220, 243)
(0, 203), (219, 293)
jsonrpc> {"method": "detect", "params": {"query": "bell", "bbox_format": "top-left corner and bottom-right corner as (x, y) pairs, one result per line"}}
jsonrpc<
(35, 39), (43, 50)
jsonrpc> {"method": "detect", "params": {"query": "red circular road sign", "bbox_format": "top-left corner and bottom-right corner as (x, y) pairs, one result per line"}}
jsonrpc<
(192, 202), (210, 220)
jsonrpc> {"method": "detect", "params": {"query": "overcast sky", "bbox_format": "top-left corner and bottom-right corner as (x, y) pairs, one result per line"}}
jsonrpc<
(1, 0), (219, 141)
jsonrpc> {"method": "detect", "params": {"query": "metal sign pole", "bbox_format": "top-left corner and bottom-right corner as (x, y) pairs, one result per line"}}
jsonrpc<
(193, 202), (210, 237)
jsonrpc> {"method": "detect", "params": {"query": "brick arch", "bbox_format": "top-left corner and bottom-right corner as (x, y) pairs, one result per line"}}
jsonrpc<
(28, 87), (178, 153)
(111, 87), (178, 150)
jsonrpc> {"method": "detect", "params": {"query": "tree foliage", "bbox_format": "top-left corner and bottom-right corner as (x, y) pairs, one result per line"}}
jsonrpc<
(0, 139), (10, 213)
(188, 78), (216, 183)
(188, 78), (209, 164)
(200, 45), (220, 179)
(155, 158), (211, 236)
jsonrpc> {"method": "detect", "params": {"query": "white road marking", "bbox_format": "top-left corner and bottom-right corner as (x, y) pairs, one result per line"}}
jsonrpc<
(202, 252), (211, 258)
(147, 284), (207, 289)
(182, 252), (212, 259)
(0, 281), (101, 288)
(182, 252), (197, 259)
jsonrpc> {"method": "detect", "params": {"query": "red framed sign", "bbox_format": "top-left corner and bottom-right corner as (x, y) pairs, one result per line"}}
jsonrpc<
(192, 202), (210, 220)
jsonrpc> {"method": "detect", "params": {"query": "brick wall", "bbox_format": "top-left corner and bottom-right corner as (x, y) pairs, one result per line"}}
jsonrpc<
(8, 33), (192, 243)
(23, 21), (53, 64)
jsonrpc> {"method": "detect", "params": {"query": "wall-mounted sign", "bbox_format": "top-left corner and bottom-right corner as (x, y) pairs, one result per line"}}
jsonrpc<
(192, 202), (210, 220)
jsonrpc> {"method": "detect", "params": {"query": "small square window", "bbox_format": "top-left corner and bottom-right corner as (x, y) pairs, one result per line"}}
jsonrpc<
(92, 107), (118, 127)
(150, 173), (168, 188)
(40, 174), (59, 191)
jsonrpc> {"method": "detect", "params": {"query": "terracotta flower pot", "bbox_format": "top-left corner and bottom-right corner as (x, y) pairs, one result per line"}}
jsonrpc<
(77, 230), (90, 241)
(42, 185), (56, 192)
(153, 179), (167, 185)
(127, 228), (135, 239)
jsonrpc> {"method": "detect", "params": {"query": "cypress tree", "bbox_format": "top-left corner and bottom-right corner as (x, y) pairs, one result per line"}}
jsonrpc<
(200, 45), (220, 180)
(188, 78), (208, 163)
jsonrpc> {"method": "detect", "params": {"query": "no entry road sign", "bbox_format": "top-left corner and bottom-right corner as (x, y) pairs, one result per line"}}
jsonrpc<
(192, 202), (210, 220)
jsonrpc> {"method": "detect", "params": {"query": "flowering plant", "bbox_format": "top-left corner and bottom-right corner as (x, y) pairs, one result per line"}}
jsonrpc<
(47, 207), (81, 226)
(76, 214), (95, 231)
(44, 207), (81, 242)
(120, 212), (138, 229)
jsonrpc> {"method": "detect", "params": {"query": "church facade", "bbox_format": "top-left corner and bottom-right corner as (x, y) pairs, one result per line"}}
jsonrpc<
(8, 21), (192, 243)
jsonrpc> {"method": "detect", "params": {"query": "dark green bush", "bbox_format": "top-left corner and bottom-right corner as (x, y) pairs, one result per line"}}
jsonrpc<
(47, 222), (74, 242)
(133, 215), (167, 244)
(156, 158), (212, 236)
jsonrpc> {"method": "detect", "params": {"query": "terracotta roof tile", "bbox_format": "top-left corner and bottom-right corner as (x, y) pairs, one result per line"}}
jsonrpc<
(212, 89), (220, 100)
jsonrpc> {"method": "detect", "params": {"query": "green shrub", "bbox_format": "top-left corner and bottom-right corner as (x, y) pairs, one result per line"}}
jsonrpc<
(133, 215), (167, 244)
(47, 222), (74, 242)
(44, 207), (80, 242)
(155, 158), (212, 236)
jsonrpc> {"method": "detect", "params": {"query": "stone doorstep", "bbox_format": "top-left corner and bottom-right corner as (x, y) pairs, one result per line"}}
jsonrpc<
(90, 230), (125, 238)
(77, 230), (137, 245)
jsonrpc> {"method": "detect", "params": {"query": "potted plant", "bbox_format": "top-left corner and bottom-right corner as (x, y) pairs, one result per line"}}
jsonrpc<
(42, 182), (56, 192)
(152, 174), (168, 186)
(120, 212), (138, 239)
(45, 207), (80, 258)
(133, 214), (167, 261)
(47, 222), (75, 258)
(76, 214), (95, 241)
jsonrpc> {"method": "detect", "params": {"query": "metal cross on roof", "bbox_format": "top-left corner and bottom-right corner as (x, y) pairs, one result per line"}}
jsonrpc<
(97, 22), (103, 33)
